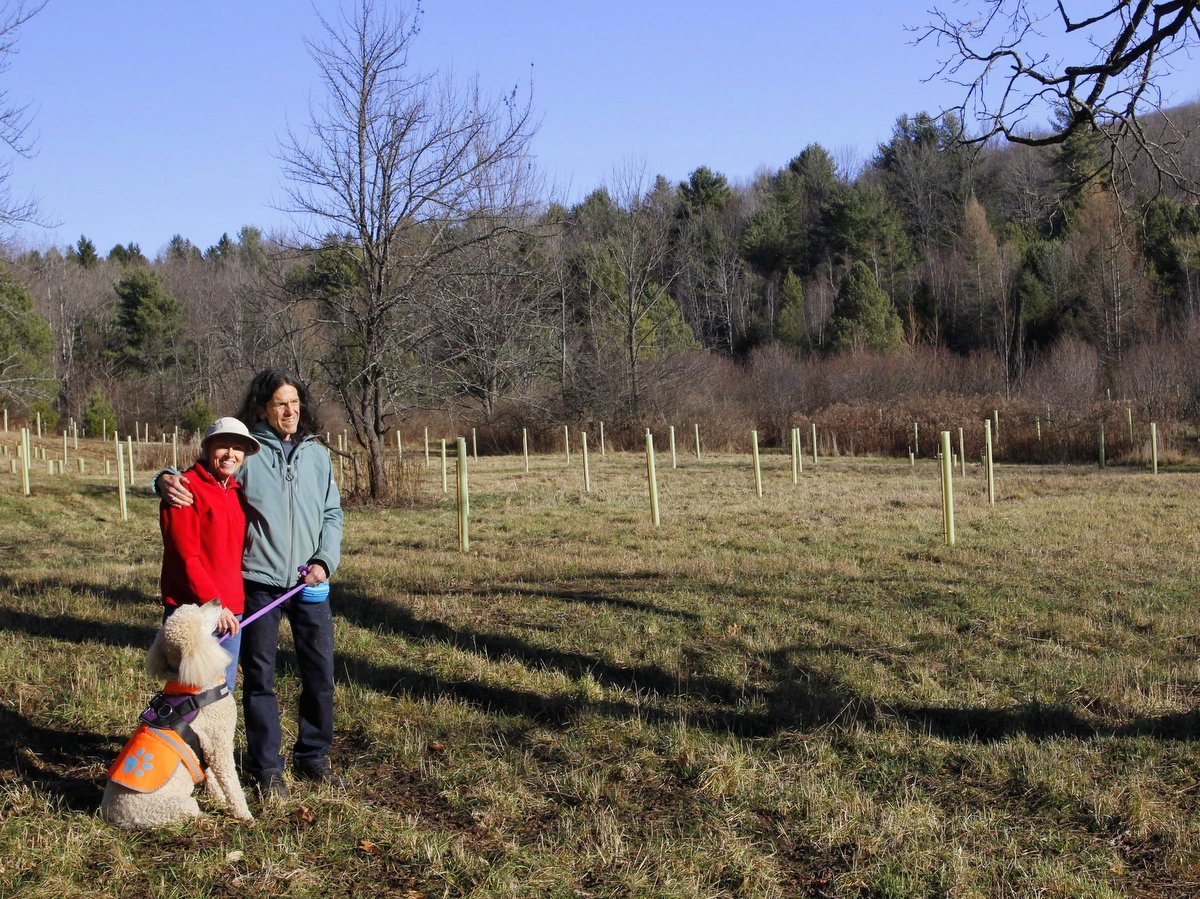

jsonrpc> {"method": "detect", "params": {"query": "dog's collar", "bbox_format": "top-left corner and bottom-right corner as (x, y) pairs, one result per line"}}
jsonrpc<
(139, 683), (229, 730)
(162, 680), (205, 696)
(137, 682), (229, 774)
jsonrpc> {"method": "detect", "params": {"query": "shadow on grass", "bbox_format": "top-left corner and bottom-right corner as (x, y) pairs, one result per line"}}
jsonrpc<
(1118, 710), (1200, 741)
(894, 702), (1100, 741)
(335, 583), (741, 698)
(0, 706), (116, 811)
(325, 596), (1200, 742)
(513, 585), (701, 621)
(329, 649), (799, 737)
(328, 585), (879, 737)
(893, 703), (1200, 742)
(0, 573), (157, 609)
(333, 653), (579, 726)
(0, 605), (157, 649)
(765, 643), (1197, 743)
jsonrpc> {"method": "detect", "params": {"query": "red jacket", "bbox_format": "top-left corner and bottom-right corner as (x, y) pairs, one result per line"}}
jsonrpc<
(160, 461), (247, 615)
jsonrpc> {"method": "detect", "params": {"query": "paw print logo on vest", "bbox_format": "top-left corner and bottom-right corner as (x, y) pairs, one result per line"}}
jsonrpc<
(122, 748), (154, 777)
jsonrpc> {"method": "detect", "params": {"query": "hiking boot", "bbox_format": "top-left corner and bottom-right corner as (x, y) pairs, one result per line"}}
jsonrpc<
(255, 770), (290, 802)
(292, 760), (346, 789)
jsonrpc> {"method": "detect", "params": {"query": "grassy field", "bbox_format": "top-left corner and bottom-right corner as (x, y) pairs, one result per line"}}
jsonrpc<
(3, 436), (1200, 898)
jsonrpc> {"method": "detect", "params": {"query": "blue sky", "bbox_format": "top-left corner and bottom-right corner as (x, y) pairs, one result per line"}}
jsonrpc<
(5, 1), (1200, 257)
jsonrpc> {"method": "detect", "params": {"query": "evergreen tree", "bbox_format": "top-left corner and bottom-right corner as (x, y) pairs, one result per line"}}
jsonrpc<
(108, 243), (147, 266)
(206, 233), (235, 262)
(776, 269), (807, 350)
(1139, 195), (1200, 320)
(875, 111), (975, 251)
(742, 144), (844, 280)
(1048, 107), (1106, 237)
(82, 390), (117, 436)
(166, 234), (202, 263)
(678, 166), (732, 217)
(178, 395), (216, 435)
(69, 235), (99, 268)
(828, 261), (904, 353)
(237, 226), (268, 267)
(113, 268), (184, 373)
(0, 266), (55, 406)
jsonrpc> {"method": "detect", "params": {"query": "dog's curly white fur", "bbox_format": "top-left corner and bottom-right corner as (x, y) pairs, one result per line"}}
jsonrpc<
(100, 601), (253, 828)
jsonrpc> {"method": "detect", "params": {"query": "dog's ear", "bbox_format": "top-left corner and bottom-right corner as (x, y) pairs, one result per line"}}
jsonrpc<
(146, 629), (179, 680)
(175, 607), (232, 689)
(177, 638), (231, 690)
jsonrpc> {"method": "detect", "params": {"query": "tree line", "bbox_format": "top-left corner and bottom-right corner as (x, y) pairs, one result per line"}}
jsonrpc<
(3, 2), (1200, 499)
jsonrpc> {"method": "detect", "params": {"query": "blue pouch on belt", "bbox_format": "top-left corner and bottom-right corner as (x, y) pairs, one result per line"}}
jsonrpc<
(300, 581), (330, 603)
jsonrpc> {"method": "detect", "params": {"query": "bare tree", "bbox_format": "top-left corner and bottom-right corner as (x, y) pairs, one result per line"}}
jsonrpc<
(24, 249), (116, 415)
(1066, 187), (1152, 366)
(432, 221), (558, 422)
(579, 163), (688, 420)
(920, 1), (1200, 191)
(278, 0), (537, 498)
(0, 1), (45, 233)
(674, 194), (753, 356)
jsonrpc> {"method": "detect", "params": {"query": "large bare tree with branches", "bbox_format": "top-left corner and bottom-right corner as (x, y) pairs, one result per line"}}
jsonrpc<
(279, 0), (537, 499)
(920, 1), (1200, 191)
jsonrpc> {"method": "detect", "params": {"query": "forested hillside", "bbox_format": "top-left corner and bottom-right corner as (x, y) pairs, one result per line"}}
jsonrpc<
(4, 101), (1199, 474)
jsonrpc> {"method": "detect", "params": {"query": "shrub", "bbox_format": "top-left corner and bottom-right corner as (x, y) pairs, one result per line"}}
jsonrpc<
(178, 396), (216, 436)
(82, 391), (117, 438)
(29, 399), (59, 432)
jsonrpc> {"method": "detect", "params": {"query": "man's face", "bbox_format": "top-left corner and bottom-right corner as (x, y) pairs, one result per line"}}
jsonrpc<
(259, 384), (301, 438)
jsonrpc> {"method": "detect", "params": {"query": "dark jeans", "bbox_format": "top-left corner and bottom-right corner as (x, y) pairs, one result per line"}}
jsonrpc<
(240, 581), (335, 777)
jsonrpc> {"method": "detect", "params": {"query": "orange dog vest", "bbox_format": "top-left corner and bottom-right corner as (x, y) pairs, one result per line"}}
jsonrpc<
(108, 681), (225, 793)
(108, 723), (205, 792)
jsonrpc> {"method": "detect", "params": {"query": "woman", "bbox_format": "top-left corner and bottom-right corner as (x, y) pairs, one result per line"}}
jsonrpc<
(159, 369), (344, 800)
(160, 417), (260, 692)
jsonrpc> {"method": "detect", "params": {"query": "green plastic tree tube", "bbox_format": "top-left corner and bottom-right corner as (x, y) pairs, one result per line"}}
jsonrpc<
(456, 437), (469, 551)
(984, 420), (995, 505)
(115, 432), (127, 520)
(645, 432), (660, 527)
(940, 430), (955, 546)
(582, 431), (591, 492)
(751, 430), (762, 497)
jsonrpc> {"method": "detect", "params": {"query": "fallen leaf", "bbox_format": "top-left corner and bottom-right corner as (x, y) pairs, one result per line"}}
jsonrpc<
(428, 741), (446, 753)
(357, 839), (379, 854)
(295, 805), (315, 825)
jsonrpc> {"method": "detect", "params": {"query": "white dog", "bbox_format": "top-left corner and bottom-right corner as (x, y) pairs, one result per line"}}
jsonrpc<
(100, 601), (253, 828)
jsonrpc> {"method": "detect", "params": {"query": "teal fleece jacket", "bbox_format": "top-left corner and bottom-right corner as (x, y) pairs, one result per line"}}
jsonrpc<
(239, 423), (343, 588)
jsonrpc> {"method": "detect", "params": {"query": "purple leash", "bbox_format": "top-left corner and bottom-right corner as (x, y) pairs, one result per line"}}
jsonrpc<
(219, 565), (310, 644)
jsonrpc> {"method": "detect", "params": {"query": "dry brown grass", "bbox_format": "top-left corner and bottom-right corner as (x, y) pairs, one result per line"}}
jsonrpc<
(2, 432), (1200, 897)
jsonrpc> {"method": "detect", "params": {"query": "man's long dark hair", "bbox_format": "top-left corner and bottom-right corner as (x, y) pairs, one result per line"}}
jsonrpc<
(235, 368), (322, 439)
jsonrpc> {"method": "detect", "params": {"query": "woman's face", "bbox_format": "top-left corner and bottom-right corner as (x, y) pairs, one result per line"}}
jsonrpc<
(259, 384), (301, 438)
(206, 438), (246, 481)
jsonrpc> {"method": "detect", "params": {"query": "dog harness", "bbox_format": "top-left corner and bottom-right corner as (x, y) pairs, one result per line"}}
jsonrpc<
(107, 681), (229, 793)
